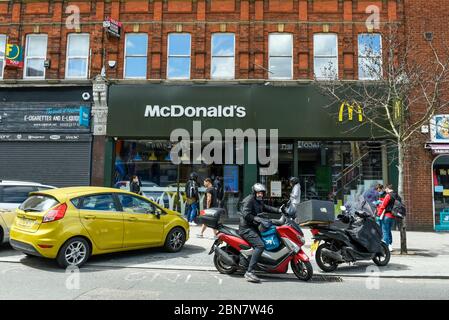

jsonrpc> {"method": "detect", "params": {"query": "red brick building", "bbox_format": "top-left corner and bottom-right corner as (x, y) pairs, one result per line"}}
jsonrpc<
(3, 1), (447, 230)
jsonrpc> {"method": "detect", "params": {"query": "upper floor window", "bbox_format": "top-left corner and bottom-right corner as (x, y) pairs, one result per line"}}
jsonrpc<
(66, 33), (90, 79)
(24, 34), (48, 79)
(358, 34), (382, 80)
(0, 35), (6, 79)
(268, 34), (293, 79)
(314, 34), (338, 80)
(124, 33), (148, 79)
(211, 33), (235, 80)
(167, 33), (191, 79)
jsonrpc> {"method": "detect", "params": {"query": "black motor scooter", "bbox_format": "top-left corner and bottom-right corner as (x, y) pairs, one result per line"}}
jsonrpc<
(309, 207), (390, 272)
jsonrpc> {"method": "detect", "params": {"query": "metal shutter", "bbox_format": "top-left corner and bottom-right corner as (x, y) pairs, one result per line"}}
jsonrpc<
(0, 141), (92, 187)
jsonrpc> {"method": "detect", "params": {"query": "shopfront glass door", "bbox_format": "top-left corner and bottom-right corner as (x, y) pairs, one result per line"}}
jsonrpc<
(433, 155), (449, 231)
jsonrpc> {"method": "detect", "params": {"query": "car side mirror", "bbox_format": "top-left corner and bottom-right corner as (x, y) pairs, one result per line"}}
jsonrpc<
(155, 208), (162, 218)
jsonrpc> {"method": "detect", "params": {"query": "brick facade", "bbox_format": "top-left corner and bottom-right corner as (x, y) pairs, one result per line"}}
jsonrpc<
(1, 0), (403, 81)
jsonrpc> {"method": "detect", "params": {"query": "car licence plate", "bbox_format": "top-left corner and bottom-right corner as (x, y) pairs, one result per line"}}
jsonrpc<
(18, 217), (35, 228)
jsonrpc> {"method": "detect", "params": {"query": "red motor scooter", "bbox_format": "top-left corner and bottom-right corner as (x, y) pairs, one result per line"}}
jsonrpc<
(200, 208), (313, 281)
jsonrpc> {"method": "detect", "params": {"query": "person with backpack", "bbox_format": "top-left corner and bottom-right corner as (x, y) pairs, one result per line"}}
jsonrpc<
(198, 178), (219, 238)
(185, 172), (200, 225)
(377, 184), (397, 252)
(214, 176), (225, 208)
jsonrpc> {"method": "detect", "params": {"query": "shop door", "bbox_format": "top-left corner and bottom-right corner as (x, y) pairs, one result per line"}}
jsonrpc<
(0, 141), (91, 187)
(433, 155), (449, 231)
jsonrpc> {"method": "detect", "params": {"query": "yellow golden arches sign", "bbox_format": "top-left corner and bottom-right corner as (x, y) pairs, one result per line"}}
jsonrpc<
(338, 101), (363, 122)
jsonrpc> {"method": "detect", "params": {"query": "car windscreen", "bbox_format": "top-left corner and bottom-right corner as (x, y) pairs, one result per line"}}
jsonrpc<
(19, 195), (59, 212)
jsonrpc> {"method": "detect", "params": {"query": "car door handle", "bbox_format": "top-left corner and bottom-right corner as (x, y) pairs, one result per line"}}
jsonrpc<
(127, 217), (137, 222)
(84, 215), (96, 220)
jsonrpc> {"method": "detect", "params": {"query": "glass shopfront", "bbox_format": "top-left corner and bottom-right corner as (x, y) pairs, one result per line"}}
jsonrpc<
(433, 155), (449, 231)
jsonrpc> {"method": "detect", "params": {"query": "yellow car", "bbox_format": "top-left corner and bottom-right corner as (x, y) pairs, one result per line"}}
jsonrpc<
(10, 187), (189, 268)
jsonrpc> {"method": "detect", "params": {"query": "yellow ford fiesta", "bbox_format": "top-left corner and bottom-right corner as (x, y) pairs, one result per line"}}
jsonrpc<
(10, 187), (189, 268)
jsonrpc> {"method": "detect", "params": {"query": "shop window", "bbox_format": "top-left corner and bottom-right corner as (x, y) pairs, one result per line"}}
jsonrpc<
(211, 33), (235, 80)
(124, 33), (148, 79)
(65, 33), (90, 79)
(433, 156), (449, 231)
(0, 35), (6, 79)
(167, 33), (191, 79)
(313, 34), (338, 80)
(358, 34), (382, 80)
(268, 34), (293, 80)
(24, 34), (48, 79)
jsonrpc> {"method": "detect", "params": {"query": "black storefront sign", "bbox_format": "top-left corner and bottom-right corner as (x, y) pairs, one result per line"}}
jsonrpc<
(0, 105), (91, 133)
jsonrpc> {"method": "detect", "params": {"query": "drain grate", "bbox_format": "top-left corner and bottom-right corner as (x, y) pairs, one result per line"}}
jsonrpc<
(310, 275), (343, 282)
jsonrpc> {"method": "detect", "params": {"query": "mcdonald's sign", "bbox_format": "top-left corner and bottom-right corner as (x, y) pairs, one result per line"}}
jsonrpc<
(5, 44), (24, 68)
(338, 101), (363, 122)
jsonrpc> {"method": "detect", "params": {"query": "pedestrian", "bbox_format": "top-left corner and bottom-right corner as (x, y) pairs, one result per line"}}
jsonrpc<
(185, 172), (200, 225)
(214, 176), (225, 208)
(130, 175), (142, 195)
(199, 178), (219, 238)
(373, 184), (385, 226)
(287, 177), (301, 218)
(377, 184), (396, 252)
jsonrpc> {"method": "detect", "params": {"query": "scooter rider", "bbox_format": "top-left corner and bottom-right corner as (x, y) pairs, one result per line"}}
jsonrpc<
(239, 183), (283, 283)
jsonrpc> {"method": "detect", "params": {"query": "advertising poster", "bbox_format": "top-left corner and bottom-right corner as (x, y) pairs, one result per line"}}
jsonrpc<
(270, 181), (282, 197)
(223, 165), (239, 193)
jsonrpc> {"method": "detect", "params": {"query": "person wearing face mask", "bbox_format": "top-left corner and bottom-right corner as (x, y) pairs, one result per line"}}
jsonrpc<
(239, 183), (283, 283)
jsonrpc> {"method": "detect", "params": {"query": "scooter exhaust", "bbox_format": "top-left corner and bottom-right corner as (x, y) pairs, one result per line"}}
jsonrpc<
(215, 246), (237, 266)
(321, 248), (344, 262)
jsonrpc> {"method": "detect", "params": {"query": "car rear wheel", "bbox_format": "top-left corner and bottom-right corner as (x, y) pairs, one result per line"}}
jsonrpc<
(164, 227), (186, 253)
(57, 237), (91, 268)
(0, 227), (3, 244)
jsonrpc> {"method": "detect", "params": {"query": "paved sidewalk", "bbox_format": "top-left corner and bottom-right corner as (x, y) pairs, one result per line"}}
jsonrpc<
(1, 224), (448, 278)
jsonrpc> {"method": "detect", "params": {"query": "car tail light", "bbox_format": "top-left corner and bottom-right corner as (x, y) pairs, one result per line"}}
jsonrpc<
(43, 203), (67, 223)
(199, 210), (206, 216)
(310, 228), (319, 236)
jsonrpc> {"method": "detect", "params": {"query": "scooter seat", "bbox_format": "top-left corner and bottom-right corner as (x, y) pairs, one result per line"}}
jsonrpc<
(218, 225), (242, 239)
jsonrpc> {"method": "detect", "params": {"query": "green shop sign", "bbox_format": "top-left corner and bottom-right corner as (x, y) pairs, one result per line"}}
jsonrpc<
(107, 84), (382, 139)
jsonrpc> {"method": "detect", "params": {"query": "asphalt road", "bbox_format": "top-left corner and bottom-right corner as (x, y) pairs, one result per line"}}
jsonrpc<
(0, 258), (449, 300)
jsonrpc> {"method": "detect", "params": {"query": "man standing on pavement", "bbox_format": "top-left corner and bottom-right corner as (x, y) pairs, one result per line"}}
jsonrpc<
(185, 172), (200, 225)
(377, 184), (396, 252)
(199, 178), (219, 238)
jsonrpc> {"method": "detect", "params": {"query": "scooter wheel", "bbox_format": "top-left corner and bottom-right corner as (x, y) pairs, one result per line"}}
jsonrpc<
(315, 243), (339, 272)
(373, 242), (391, 267)
(213, 246), (238, 274)
(291, 260), (313, 281)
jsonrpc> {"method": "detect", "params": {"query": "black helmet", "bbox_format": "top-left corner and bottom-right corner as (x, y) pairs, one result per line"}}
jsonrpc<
(190, 172), (198, 181)
(289, 177), (300, 185)
(252, 183), (267, 195)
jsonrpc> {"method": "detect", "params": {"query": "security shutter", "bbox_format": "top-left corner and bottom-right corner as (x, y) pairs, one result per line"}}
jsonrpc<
(0, 141), (92, 187)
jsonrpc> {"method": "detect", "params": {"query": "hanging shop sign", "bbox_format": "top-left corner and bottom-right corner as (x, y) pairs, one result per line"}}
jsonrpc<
(5, 44), (24, 68)
(103, 17), (122, 38)
(0, 105), (91, 133)
(430, 115), (449, 143)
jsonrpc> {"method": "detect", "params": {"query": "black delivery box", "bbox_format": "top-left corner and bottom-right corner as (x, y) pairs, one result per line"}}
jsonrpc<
(296, 200), (335, 225)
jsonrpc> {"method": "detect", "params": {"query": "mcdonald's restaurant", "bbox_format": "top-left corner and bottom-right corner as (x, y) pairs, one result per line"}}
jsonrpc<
(105, 83), (397, 221)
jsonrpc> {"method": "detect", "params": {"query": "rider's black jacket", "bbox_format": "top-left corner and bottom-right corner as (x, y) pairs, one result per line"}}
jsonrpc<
(239, 194), (279, 231)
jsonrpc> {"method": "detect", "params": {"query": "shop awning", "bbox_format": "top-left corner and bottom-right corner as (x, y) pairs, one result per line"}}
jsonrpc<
(425, 143), (449, 154)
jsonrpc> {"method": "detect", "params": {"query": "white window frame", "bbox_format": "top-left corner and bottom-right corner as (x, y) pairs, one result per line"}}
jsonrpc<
(167, 33), (191, 80)
(313, 33), (339, 80)
(268, 33), (293, 80)
(0, 35), (7, 79)
(24, 34), (48, 80)
(358, 33), (383, 81)
(211, 33), (235, 80)
(65, 33), (90, 79)
(123, 33), (148, 79)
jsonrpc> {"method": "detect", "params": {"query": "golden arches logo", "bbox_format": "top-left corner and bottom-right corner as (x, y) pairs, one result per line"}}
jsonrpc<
(338, 101), (363, 122)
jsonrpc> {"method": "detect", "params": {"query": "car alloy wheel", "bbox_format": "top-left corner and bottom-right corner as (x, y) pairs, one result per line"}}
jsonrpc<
(64, 241), (88, 266)
(169, 230), (184, 250)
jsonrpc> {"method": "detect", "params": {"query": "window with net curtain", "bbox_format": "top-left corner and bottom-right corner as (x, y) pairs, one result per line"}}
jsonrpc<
(167, 33), (191, 79)
(211, 33), (235, 80)
(358, 33), (382, 80)
(268, 33), (293, 80)
(314, 34), (338, 80)
(66, 33), (90, 79)
(124, 33), (148, 79)
(24, 34), (48, 79)
(0, 35), (6, 78)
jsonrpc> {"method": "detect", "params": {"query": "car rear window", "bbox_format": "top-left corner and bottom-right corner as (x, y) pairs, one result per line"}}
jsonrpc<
(3, 186), (38, 204)
(19, 195), (59, 212)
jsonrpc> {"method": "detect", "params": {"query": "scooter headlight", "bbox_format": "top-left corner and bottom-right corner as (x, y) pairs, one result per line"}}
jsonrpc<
(282, 238), (300, 253)
(297, 234), (305, 244)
